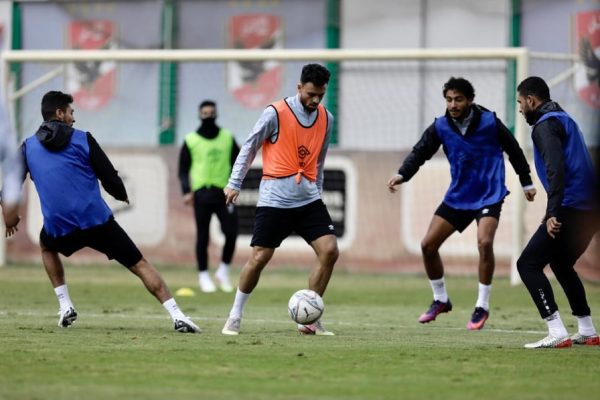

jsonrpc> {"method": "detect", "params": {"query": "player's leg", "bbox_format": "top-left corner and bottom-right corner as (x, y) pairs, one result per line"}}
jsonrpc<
(194, 197), (216, 292)
(214, 202), (239, 292)
(517, 225), (571, 348)
(222, 246), (275, 335)
(223, 206), (289, 335)
(294, 200), (338, 335)
(550, 210), (598, 345)
(308, 234), (338, 296)
(39, 229), (79, 328)
(468, 207), (500, 330)
(89, 219), (201, 333)
(418, 205), (460, 323)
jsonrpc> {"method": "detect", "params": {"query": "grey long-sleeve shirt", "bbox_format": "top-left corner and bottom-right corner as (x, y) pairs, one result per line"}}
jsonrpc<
(0, 95), (22, 205)
(228, 94), (334, 208)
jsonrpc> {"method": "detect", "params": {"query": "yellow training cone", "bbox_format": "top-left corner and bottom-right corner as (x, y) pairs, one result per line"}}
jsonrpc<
(175, 287), (196, 297)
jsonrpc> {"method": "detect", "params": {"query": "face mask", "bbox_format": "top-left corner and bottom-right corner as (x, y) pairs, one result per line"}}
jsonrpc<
(201, 117), (216, 125)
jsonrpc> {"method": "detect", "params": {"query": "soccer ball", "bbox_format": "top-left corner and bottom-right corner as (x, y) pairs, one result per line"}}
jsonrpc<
(288, 289), (324, 325)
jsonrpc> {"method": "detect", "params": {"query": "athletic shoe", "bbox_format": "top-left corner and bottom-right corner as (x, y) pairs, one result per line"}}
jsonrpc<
(57, 307), (78, 328)
(570, 332), (600, 346)
(418, 299), (453, 323)
(297, 320), (335, 336)
(199, 275), (217, 293)
(222, 317), (241, 335)
(467, 307), (489, 330)
(174, 317), (202, 334)
(524, 335), (572, 349)
(215, 269), (234, 293)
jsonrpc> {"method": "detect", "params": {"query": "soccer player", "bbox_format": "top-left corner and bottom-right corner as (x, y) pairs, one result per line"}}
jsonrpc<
(178, 100), (240, 293)
(0, 93), (22, 233)
(11, 90), (201, 333)
(387, 77), (536, 330)
(516, 76), (598, 348)
(221, 64), (338, 336)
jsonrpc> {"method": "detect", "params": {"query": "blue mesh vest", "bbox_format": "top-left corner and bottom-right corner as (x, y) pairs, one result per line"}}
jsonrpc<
(434, 111), (507, 209)
(533, 111), (596, 210)
(25, 130), (113, 237)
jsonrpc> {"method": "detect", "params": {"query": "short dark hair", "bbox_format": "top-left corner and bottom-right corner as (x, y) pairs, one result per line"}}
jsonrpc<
(41, 91), (73, 121)
(517, 76), (550, 102)
(300, 63), (330, 87)
(199, 100), (216, 109)
(443, 77), (475, 100)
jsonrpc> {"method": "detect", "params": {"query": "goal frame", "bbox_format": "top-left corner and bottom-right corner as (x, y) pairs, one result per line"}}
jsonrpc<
(0, 47), (530, 285)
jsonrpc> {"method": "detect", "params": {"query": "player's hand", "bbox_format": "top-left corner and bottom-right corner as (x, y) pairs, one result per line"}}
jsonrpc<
(546, 216), (562, 239)
(524, 188), (537, 202)
(4, 214), (20, 238)
(224, 187), (240, 205)
(387, 175), (404, 193)
(182, 193), (194, 206)
(5, 221), (19, 238)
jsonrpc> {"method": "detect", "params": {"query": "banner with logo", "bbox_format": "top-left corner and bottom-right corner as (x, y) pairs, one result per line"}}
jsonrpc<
(227, 14), (283, 109)
(575, 10), (600, 110)
(66, 20), (117, 111)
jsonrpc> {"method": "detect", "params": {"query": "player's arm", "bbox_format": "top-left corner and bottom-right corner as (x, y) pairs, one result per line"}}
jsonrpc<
(0, 95), (24, 235)
(496, 116), (536, 201)
(316, 111), (334, 194)
(225, 107), (278, 204)
(388, 124), (441, 193)
(86, 132), (129, 203)
(177, 142), (194, 206)
(532, 119), (566, 222)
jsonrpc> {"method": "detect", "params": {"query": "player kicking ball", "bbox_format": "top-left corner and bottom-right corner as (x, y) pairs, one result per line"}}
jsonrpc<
(221, 64), (338, 336)
(6, 91), (200, 334)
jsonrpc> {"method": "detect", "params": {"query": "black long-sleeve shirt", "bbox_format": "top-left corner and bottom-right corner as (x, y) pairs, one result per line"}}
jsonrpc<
(21, 129), (128, 202)
(528, 101), (568, 219)
(178, 126), (240, 195)
(398, 104), (533, 188)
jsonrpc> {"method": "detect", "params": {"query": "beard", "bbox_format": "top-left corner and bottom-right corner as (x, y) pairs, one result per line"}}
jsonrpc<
(523, 108), (537, 125)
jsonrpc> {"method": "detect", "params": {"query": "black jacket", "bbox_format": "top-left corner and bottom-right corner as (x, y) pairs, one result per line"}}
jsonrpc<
(21, 121), (128, 201)
(397, 104), (533, 187)
(178, 124), (240, 196)
(528, 101), (571, 219)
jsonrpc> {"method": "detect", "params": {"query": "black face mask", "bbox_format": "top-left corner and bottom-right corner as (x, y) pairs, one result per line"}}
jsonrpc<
(201, 117), (216, 126)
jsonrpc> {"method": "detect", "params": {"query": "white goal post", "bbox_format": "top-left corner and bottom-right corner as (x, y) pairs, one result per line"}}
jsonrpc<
(1, 47), (531, 284)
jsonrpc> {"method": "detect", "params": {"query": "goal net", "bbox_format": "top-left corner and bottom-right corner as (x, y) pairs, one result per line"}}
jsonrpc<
(3, 48), (590, 285)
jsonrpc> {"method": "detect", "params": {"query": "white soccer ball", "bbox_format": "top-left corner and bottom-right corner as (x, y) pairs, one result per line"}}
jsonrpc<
(288, 289), (324, 325)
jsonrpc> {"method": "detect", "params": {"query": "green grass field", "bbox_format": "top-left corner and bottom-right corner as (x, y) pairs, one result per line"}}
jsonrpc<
(1, 263), (599, 400)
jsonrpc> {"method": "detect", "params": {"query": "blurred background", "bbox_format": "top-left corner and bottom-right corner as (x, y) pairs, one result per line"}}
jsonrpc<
(1, 0), (598, 280)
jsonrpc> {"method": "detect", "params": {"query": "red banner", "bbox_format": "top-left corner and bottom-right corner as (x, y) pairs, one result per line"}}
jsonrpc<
(575, 10), (600, 109)
(66, 20), (117, 111)
(227, 14), (283, 109)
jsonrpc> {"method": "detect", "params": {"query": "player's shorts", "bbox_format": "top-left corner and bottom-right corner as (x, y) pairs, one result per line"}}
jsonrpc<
(435, 200), (504, 233)
(39, 217), (143, 268)
(250, 199), (335, 248)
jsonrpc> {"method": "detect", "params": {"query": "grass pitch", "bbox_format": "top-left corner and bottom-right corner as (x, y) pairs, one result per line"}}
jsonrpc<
(0, 263), (599, 400)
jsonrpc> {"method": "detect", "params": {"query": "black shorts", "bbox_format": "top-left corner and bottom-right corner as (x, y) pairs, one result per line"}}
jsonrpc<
(39, 218), (143, 268)
(435, 200), (503, 233)
(250, 199), (335, 248)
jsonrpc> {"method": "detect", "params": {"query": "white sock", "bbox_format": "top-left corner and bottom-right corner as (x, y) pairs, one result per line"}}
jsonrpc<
(216, 262), (230, 276)
(576, 315), (597, 336)
(229, 288), (250, 319)
(199, 271), (212, 281)
(429, 277), (448, 303)
(162, 298), (186, 322)
(54, 284), (74, 311)
(545, 311), (568, 338)
(475, 283), (492, 311)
